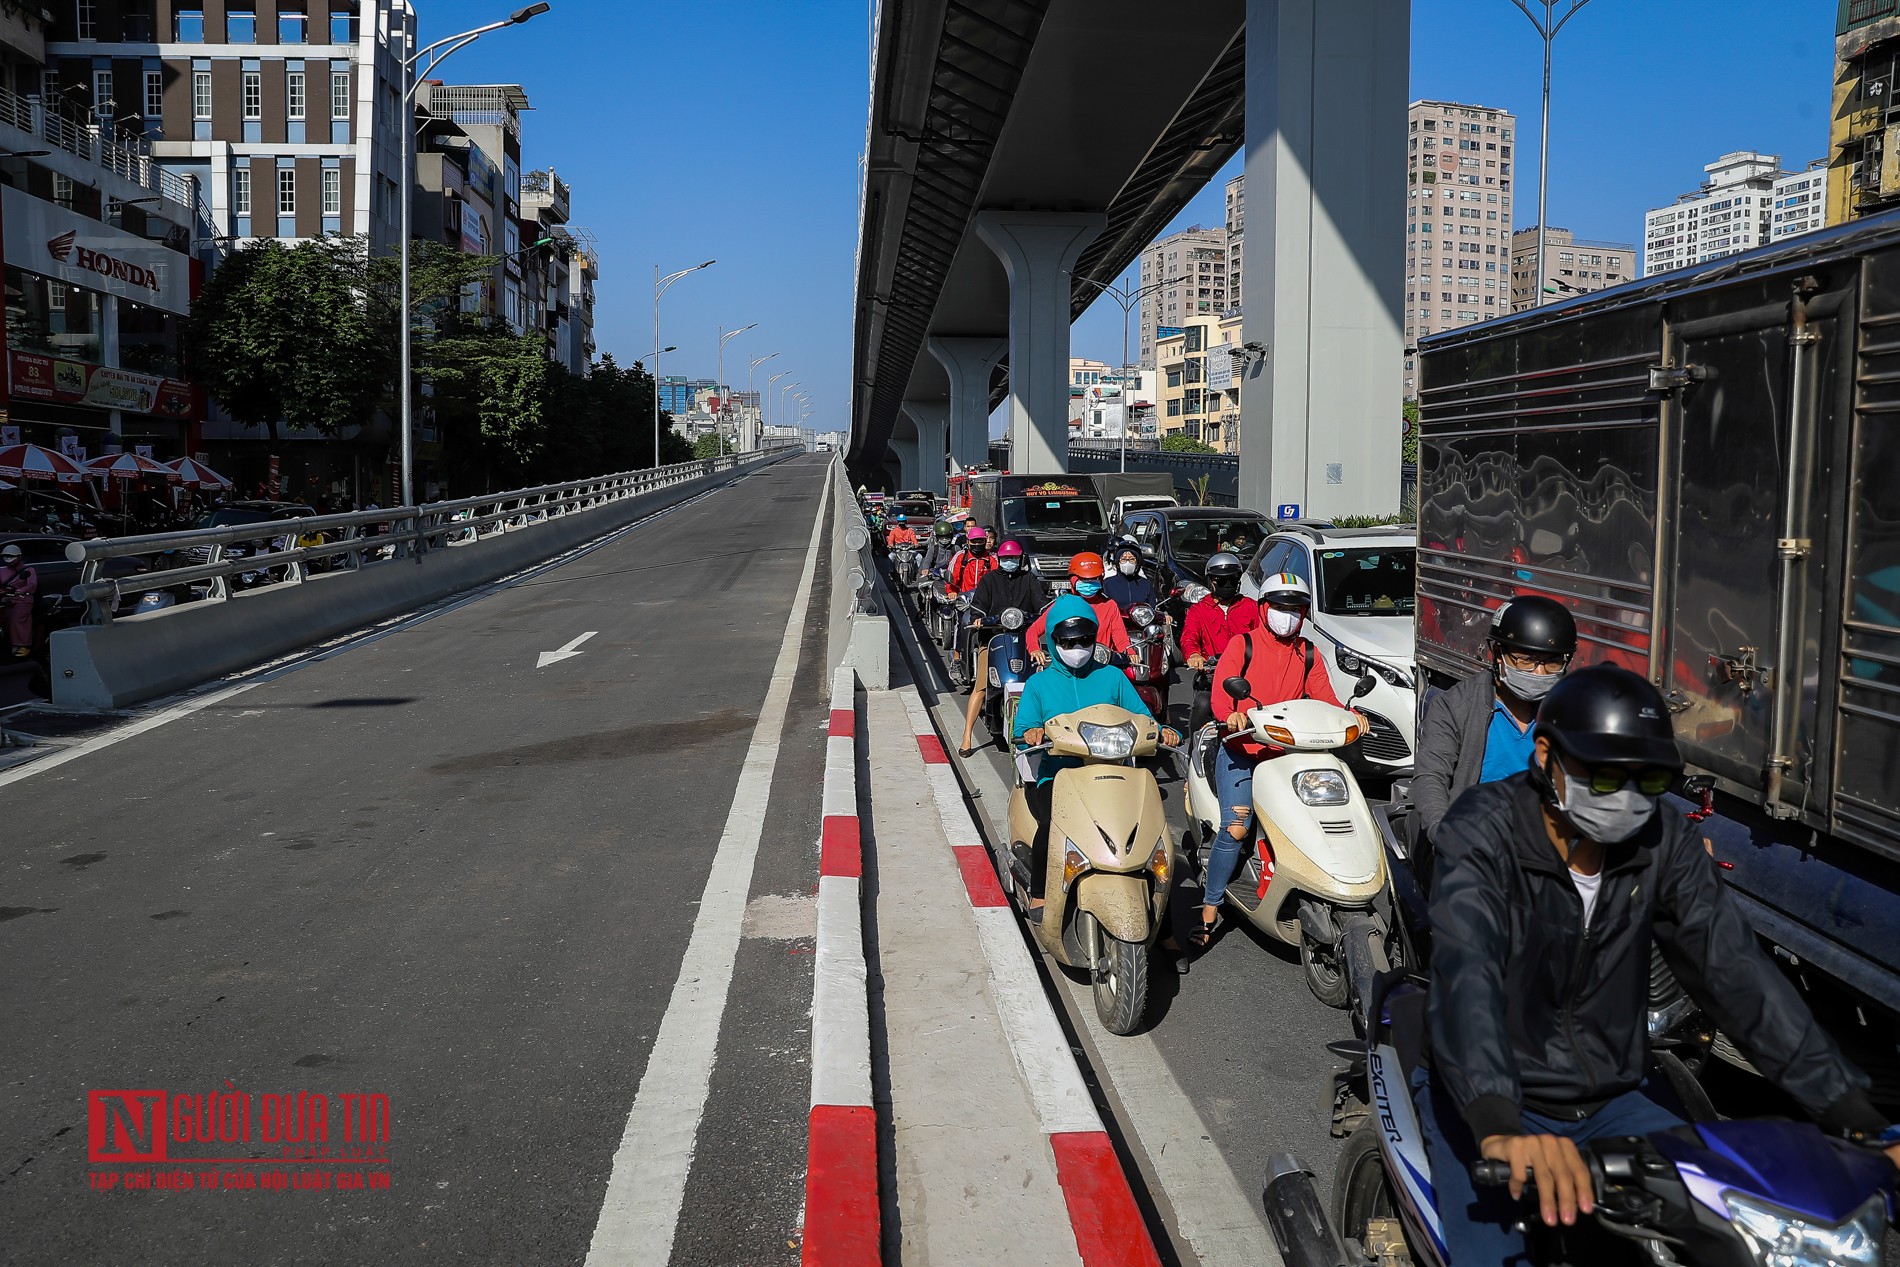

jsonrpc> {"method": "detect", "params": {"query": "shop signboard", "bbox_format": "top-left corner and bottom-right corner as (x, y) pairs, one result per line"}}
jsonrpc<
(2, 186), (191, 314)
(10, 351), (196, 417)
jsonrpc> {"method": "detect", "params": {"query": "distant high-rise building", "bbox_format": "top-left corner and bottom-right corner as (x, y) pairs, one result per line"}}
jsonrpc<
(1137, 225), (1227, 370)
(1225, 172), (1244, 310)
(1770, 159), (1829, 242)
(1509, 228), (1633, 311)
(1826, 4), (1900, 227)
(1402, 99), (1516, 398)
(1643, 151), (1786, 277)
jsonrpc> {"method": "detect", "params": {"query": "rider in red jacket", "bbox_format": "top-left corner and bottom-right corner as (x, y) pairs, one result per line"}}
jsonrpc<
(1027, 553), (1130, 664)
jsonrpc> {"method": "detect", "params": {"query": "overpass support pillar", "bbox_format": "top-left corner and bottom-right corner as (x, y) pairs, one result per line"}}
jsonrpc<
(1240, 0), (1408, 519)
(900, 401), (950, 494)
(890, 433), (922, 492)
(928, 336), (1006, 474)
(973, 211), (1106, 474)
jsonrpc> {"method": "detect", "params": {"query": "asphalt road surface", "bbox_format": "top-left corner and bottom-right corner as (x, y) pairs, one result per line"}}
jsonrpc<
(0, 454), (837, 1267)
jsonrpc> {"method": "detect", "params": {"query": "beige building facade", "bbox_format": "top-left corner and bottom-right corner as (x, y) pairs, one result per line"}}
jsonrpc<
(1509, 227), (1633, 311)
(1137, 224), (1228, 369)
(1403, 99), (1516, 397)
(1155, 312), (1244, 453)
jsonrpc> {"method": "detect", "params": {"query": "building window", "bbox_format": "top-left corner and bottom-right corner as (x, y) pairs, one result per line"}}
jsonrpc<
(40, 68), (57, 103)
(287, 72), (305, 119)
(76, 0), (96, 39)
(144, 70), (163, 117)
(93, 69), (112, 118)
(233, 167), (251, 216)
(330, 11), (355, 42)
(322, 168), (340, 215)
(192, 71), (212, 120)
(228, 10), (256, 42)
(278, 167), (295, 214)
(331, 71), (350, 119)
(243, 72), (261, 119)
(280, 13), (307, 43)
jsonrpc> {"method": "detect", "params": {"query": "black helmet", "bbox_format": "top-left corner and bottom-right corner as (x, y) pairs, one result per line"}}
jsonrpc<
(1203, 551), (1243, 580)
(1110, 540), (1141, 562)
(1489, 595), (1577, 657)
(1051, 613), (1099, 646)
(1533, 665), (1682, 770)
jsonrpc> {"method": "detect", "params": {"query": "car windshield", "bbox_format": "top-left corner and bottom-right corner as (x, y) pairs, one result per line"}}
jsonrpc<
(191, 509), (274, 529)
(1315, 547), (1416, 616)
(1168, 517), (1263, 560)
(1000, 497), (1107, 535)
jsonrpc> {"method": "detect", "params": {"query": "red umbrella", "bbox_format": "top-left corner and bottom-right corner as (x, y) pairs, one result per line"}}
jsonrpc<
(86, 452), (181, 483)
(167, 456), (234, 490)
(0, 443), (88, 484)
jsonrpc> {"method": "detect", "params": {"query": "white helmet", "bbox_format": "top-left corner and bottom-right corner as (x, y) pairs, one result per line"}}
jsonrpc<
(1258, 571), (1312, 607)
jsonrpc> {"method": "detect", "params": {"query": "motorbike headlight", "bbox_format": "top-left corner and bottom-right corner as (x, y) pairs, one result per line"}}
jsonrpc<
(1293, 769), (1351, 806)
(1077, 721), (1136, 760)
(1001, 607), (1025, 630)
(1334, 644), (1364, 675)
(1129, 604), (1156, 628)
(1724, 1194), (1884, 1267)
(1182, 582), (1209, 606)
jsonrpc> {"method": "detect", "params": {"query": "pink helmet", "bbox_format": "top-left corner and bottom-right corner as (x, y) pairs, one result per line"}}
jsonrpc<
(965, 526), (989, 542)
(995, 539), (1024, 558)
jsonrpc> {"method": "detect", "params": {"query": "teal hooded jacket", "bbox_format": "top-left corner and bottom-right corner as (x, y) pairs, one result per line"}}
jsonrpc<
(1012, 594), (1155, 785)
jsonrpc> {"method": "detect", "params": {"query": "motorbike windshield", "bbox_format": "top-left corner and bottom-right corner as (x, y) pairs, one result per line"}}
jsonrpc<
(1314, 548), (1416, 616)
(1000, 497), (1108, 536)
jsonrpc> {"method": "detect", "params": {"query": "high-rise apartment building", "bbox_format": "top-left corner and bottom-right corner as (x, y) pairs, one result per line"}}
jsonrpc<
(1509, 227), (1632, 311)
(1642, 151), (1786, 278)
(1826, 2), (1900, 227)
(1137, 224), (1227, 369)
(1770, 159), (1828, 242)
(1402, 99), (1515, 398)
(1224, 172), (1244, 308)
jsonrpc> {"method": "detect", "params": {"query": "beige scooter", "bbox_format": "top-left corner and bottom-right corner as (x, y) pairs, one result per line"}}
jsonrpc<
(1005, 703), (1178, 1035)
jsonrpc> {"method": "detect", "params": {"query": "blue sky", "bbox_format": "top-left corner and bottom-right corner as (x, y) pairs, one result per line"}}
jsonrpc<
(434, 0), (1833, 436)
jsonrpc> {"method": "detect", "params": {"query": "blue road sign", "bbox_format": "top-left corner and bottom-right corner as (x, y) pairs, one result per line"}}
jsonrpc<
(1276, 504), (1301, 520)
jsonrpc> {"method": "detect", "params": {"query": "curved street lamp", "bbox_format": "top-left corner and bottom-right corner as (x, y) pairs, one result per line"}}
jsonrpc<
(715, 323), (756, 456)
(746, 352), (779, 452)
(652, 259), (714, 464)
(1077, 273), (1175, 470)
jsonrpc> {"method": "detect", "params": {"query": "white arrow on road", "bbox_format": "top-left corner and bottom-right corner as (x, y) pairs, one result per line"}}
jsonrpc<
(537, 631), (597, 669)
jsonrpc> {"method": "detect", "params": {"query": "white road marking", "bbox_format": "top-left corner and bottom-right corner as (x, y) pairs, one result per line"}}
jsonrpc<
(582, 467), (831, 1266)
(536, 631), (597, 668)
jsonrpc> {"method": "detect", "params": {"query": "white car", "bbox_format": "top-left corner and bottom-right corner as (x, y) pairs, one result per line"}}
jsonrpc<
(1239, 526), (1418, 773)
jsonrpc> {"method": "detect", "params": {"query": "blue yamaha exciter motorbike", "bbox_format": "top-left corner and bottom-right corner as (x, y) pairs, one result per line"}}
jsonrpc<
(1264, 975), (1896, 1267)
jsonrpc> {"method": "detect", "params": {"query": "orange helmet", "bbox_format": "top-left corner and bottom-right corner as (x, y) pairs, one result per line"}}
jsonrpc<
(1068, 552), (1106, 581)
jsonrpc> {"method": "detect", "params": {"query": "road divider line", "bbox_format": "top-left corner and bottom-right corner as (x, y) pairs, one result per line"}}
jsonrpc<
(802, 665), (879, 1265)
(582, 468), (830, 1267)
(897, 688), (1161, 1267)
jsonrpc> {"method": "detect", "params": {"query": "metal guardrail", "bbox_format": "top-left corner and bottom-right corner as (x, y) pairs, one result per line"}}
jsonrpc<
(839, 482), (878, 615)
(65, 444), (801, 622)
(0, 86), (195, 210)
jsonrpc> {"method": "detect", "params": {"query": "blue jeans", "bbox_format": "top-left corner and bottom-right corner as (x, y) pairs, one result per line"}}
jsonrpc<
(1410, 1066), (1684, 1266)
(1203, 743), (1257, 905)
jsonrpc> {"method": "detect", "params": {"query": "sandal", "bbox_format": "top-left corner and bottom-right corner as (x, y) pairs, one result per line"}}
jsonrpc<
(1189, 908), (1220, 948)
(958, 744), (978, 758)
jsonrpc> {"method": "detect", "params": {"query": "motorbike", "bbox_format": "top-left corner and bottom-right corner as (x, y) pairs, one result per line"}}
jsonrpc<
(891, 542), (921, 597)
(1004, 701), (1179, 1035)
(928, 576), (958, 650)
(1184, 669), (1398, 1018)
(1123, 603), (1170, 720)
(977, 606), (1032, 751)
(1265, 974), (1896, 1267)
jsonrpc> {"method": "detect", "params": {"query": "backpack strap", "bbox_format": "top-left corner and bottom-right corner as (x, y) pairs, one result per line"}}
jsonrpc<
(1300, 638), (1313, 700)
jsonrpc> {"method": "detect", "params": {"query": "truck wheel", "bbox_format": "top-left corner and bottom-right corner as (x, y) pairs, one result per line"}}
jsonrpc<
(1302, 933), (1351, 1009)
(1333, 1118), (1413, 1266)
(1094, 935), (1149, 1036)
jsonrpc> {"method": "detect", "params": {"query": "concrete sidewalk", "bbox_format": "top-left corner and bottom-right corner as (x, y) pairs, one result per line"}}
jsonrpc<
(863, 687), (1086, 1265)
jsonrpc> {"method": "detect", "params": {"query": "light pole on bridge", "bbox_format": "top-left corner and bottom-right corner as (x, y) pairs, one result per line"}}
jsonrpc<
(715, 323), (757, 457)
(1509, 0), (1594, 311)
(653, 259), (714, 465)
(1078, 273), (1175, 471)
(747, 353), (779, 452)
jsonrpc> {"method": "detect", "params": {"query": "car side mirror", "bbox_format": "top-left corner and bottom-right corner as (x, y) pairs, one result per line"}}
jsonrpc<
(1353, 671), (1378, 701)
(1223, 676), (1252, 700)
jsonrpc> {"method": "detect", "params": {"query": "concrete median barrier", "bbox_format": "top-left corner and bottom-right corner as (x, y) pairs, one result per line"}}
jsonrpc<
(51, 454), (794, 711)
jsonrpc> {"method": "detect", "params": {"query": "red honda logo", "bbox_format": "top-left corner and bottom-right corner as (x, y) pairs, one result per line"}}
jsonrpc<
(47, 230), (76, 262)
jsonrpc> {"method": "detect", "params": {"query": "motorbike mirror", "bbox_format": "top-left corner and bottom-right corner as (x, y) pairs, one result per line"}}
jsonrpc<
(1222, 676), (1252, 701)
(1353, 671), (1378, 700)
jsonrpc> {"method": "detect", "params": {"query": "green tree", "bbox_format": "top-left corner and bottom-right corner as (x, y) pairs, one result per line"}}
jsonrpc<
(1160, 433), (1217, 454)
(185, 238), (390, 441)
(1402, 398), (1420, 465)
(692, 434), (723, 461)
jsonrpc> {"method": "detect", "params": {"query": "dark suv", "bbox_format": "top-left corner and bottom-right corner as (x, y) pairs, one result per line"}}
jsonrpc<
(1119, 506), (1271, 626)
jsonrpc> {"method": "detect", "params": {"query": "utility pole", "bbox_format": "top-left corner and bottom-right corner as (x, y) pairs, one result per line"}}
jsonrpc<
(1509, 0), (1594, 309)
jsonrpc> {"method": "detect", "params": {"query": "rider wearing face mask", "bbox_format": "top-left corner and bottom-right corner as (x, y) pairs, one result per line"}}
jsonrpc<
(1413, 596), (1576, 846)
(1013, 595), (1179, 919)
(1421, 665), (1896, 1264)
(1180, 552), (1260, 733)
(1026, 553), (1130, 667)
(1100, 541), (1159, 615)
(958, 539), (1051, 755)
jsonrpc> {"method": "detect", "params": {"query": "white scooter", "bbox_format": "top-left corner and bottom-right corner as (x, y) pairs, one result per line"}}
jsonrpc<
(1184, 668), (1399, 1022)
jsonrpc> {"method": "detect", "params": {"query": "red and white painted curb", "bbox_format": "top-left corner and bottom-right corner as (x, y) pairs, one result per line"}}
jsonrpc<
(802, 665), (879, 1266)
(899, 689), (1164, 1267)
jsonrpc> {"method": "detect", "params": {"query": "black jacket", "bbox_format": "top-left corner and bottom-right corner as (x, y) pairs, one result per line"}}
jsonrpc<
(1412, 672), (1500, 839)
(1429, 773), (1882, 1144)
(968, 569), (1048, 624)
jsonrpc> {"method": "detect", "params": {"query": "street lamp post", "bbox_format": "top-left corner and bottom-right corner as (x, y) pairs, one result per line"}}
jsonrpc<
(765, 371), (791, 442)
(715, 323), (756, 457)
(1509, 0), (1594, 310)
(747, 352), (779, 452)
(652, 259), (714, 466)
(778, 382), (801, 445)
(1078, 274), (1175, 470)
(398, 2), (550, 508)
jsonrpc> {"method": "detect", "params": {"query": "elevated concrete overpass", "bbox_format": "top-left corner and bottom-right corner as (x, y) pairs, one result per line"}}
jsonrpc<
(851, 0), (1411, 519)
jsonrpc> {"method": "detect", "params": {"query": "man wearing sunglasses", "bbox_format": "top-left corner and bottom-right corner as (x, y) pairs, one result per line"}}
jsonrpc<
(1419, 665), (1893, 1264)
(1414, 595), (1576, 848)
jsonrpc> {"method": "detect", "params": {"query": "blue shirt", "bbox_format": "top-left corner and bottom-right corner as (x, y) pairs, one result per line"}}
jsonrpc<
(1478, 699), (1536, 785)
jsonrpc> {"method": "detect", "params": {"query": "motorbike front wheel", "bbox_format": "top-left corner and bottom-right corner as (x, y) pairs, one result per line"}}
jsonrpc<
(1094, 933), (1149, 1035)
(1301, 932), (1351, 1009)
(1332, 1119), (1414, 1267)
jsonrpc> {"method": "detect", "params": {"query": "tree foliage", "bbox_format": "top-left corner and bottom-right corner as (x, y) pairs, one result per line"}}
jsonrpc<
(1402, 398), (1420, 466)
(692, 434), (724, 461)
(1160, 432), (1218, 454)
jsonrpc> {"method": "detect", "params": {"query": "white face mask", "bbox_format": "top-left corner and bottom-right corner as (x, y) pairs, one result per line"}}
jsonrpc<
(1266, 608), (1303, 638)
(1118, 560), (1138, 576)
(1500, 663), (1561, 702)
(1556, 762), (1657, 843)
(1057, 644), (1094, 670)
